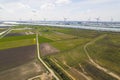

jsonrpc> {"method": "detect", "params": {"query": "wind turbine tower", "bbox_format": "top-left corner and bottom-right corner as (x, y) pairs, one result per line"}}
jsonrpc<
(96, 17), (100, 23)
(63, 17), (68, 25)
(64, 18), (68, 22)
(111, 18), (113, 22)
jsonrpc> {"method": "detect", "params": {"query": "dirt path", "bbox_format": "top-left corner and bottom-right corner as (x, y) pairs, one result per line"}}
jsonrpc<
(36, 33), (60, 80)
(28, 73), (52, 80)
(84, 34), (120, 80)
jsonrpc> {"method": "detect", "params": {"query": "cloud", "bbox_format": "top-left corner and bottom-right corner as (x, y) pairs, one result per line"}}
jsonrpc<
(40, 0), (71, 10)
(55, 0), (71, 4)
(0, 0), (120, 21)
(40, 3), (55, 10)
(0, 6), (3, 9)
(2, 2), (31, 13)
(0, 4), (4, 10)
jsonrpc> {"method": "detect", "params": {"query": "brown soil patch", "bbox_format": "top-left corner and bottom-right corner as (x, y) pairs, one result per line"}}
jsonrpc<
(40, 43), (59, 56)
(0, 60), (46, 80)
(0, 45), (36, 71)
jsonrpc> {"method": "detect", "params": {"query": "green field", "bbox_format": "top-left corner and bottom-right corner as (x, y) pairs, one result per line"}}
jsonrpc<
(0, 35), (35, 42)
(0, 39), (35, 50)
(50, 38), (90, 51)
(53, 27), (103, 38)
(0, 34), (53, 50)
(38, 35), (53, 43)
(87, 33), (120, 75)
(39, 26), (120, 80)
(39, 30), (75, 41)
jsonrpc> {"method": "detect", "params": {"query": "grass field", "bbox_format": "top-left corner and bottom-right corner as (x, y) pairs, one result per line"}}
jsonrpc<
(0, 39), (36, 50)
(50, 38), (90, 51)
(40, 31), (76, 41)
(0, 35), (35, 50)
(0, 34), (53, 50)
(46, 36), (119, 80)
(53, 27), (103, 38)
(38, 35), (53, 43)
(87, 33), (120, 75)
(39, 26), (120, 80)
(37, 26), (76, 41)
(0, 35), (36, 42)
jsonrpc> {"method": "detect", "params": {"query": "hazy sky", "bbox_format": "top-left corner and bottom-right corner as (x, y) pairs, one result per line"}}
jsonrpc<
(0, 0), (120, 21)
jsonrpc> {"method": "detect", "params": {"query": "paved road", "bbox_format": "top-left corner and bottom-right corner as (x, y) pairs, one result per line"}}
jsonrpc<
(36, 33), (60, 80)
(84, 34), (120, 80)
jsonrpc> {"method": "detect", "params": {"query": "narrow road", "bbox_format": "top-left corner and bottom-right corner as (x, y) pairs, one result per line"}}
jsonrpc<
(84, 34), (120, 80)
(36, 33), (60, 80)
(0, 28), (12, 39)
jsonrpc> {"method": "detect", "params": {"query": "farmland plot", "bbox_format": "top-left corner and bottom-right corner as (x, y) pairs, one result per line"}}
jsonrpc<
(0, 45), (36, 71)
(0, 60), (47, 80)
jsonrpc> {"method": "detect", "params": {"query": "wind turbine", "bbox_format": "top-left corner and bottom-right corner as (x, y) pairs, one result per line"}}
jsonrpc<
(64, 17), (68, 22)
(30, 18), (32, 23)
(19, 18), (22, 22)
(44, 18), (46, 22)
(88, 17), (91, 25)
(111, 18), (113, 22)
(88, 17), (91, 22)
(63, 17), (68, 25)
(94, 17), (101, 31)
(110, 18), (114, 26)
(95, 17), (100, 23)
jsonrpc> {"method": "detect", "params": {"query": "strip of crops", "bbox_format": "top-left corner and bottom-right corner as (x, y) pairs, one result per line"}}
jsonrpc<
(44, 58), (71, 80)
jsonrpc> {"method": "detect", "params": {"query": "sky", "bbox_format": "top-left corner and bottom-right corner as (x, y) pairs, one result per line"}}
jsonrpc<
(0, 0), (120, 21)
